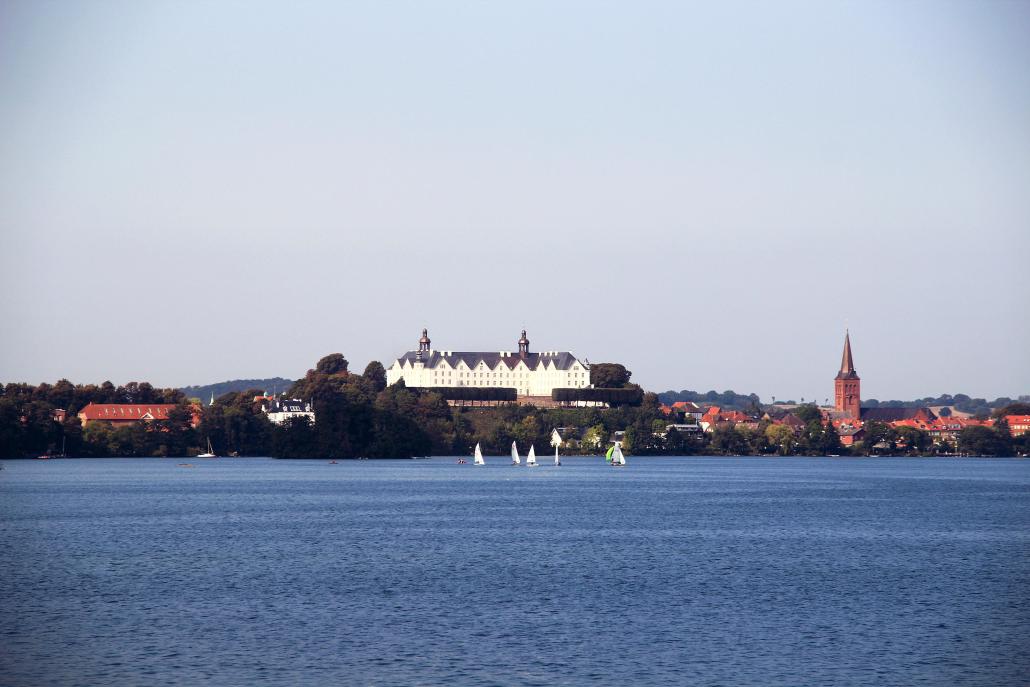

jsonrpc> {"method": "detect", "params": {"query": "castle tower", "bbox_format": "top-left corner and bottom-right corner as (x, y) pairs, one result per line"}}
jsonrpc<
(518, 329), (530, 359)
(416, 328), (430, 363)
(834, 330), (861, 419)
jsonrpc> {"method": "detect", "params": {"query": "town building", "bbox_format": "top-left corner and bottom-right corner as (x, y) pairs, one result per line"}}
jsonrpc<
(261, 398), (315, 425)
(385, 329), (590, 398)
(778, 413), (807, 434)
(861, 407), (938, 424)
(660, 401), (704, 420)
(836, 424), (865, 447)
(700, 406), (751, 432)
(663, 423), (704, 436)
(1004, 415), (1030, 437)
(77, 403), (180, 428)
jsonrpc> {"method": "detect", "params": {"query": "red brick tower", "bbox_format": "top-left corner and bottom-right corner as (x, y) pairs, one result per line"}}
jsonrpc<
(834, 330), (861, 419)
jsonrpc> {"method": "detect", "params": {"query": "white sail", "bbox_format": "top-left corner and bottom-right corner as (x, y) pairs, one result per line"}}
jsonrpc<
(527, 445), (537, 466)
(474, 442), (485, 465)
(554, 445), (561, 466)
(511, 441), (521, 465)
(612, 443), (626, 466)
(198, 437), (216, 458)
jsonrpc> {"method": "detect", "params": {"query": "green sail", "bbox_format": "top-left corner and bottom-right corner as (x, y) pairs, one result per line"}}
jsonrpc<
(605, 445), (615, 463)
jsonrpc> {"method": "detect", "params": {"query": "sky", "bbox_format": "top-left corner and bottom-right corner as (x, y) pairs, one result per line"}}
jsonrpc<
(1, 0), (1028, 403)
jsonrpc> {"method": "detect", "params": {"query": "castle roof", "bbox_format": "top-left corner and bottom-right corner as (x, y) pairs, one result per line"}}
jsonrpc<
(396, 350), (581, 371)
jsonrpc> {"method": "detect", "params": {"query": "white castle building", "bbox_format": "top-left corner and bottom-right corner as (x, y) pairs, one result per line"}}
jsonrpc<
(386, 329), (590, 397)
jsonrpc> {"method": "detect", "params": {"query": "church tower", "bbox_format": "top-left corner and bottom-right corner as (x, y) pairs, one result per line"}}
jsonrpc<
(518, 329), (530, 359)
(834, 330), (861, 419)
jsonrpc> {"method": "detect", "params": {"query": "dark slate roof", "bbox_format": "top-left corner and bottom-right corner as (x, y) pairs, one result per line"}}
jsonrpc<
(264, 399), (311, 413)
(860, 407), (937, 422)
(395, 350), (582, 371)
(780, 413), (806, 427)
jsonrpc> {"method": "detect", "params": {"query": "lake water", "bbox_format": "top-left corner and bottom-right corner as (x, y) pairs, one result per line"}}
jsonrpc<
(1, 457), (1028, 686)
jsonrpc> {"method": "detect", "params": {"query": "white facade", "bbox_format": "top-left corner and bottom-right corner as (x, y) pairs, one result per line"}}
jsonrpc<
(386, 329), (590, 397)
(262, 398), (315, 425)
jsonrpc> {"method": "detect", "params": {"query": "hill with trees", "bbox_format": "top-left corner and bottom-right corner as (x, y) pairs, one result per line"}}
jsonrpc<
(179, 378), (297, 401)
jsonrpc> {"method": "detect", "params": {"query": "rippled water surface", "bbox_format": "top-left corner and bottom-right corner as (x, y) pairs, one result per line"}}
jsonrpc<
(2, 457), (1028, 686)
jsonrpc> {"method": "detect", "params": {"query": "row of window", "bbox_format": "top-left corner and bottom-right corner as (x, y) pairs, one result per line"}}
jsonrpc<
(430, 371), (585, 376)
(453, 380), (586, 387)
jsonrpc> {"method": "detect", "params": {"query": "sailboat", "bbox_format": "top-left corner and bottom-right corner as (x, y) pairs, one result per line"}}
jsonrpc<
(198, 437), (216, 458)
(527, 445), (537, 467)
(554, 445), (561, 466)
(473, 442), (485, 466)
(611, 442), (626, 467)
(511, 441), (521, 465)
(605, 444), (615, 464)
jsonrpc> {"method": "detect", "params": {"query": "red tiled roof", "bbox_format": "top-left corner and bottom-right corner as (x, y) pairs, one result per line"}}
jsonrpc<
(77, 403), (177, 421)
(671, 401), (702, 412)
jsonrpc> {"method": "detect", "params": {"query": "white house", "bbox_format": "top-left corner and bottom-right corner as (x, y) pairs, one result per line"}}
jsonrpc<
(262, 398), (315, 425)
(385, 329), (590, 398)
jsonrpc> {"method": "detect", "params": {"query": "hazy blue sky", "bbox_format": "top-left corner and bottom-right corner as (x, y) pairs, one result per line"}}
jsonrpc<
(1, 0), (1028, 402)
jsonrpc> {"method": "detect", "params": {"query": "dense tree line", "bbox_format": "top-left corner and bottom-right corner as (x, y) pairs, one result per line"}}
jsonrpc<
(657, 389), (762, 412)
(858, 394), (1029, 417)
(2, 365), (1027, 459)
(0, 380), (189, 458)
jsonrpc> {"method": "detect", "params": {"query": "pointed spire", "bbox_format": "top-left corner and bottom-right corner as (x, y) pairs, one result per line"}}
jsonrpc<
(836, 329), (858, 379)
(841, 330), (854, 373)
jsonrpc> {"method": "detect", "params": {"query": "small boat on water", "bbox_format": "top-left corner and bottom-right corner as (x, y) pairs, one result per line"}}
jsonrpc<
(511, 441), (521, 465)
(611, 443), (626, 467)
(554, 445), (561, 466)
(473, 443), (485, 466)
(197, 438), (216, 458)
(526, 445), (537, 467)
